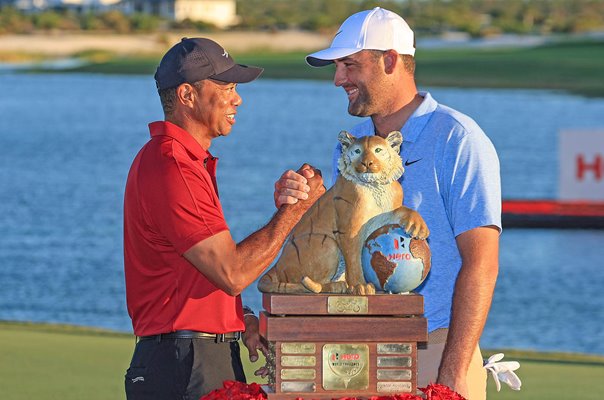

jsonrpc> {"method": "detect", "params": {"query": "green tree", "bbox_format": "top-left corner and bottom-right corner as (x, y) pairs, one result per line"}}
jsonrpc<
(130, 13), (160, 32)
(32, 10), (63, 30)
(0, 6), (34, 34)
(99, 10), (131, 33)
(80, 13), (106, 31)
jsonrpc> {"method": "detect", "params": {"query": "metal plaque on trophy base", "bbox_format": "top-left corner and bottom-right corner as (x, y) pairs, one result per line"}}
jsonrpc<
(259, 293), (427, 399)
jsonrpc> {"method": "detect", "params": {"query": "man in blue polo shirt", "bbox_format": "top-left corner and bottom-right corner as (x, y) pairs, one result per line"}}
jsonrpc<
(276, 7), (501, 400)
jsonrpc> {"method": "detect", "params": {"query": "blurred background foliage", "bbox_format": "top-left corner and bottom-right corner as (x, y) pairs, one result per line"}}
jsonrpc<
(1, 0), (603, 36)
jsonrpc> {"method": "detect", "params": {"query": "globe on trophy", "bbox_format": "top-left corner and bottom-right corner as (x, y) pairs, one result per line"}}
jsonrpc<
(362, 224), (431, 294)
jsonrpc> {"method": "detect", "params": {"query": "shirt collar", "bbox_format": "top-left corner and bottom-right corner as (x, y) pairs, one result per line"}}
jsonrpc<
(400, 91), (438, 143)
(148, 121), (213, 161)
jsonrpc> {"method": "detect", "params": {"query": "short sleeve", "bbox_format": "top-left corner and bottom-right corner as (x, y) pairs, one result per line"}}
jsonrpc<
(439, 128), (502, 236)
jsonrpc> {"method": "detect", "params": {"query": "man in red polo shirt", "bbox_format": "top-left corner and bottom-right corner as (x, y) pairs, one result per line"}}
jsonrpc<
(123, 37), (324, 399)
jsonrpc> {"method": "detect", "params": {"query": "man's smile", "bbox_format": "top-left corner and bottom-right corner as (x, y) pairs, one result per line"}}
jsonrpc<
(344, 86), (359, 101)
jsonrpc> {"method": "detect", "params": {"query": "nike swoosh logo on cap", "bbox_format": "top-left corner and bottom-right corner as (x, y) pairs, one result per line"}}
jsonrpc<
(404, 158), (422, 166)
(334, 30), (343, 38)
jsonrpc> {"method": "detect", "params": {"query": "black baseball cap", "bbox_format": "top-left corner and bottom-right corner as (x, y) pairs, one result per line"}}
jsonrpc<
(154, 37), (264, 90)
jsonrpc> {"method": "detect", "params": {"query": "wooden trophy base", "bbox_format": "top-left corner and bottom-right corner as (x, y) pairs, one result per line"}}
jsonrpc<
(259, 293), (427, 400)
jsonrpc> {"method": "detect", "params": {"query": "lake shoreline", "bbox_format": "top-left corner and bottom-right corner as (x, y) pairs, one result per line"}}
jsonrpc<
(3, 33), (603, 97)
(3, 319), (604, 360)
(0, 31), (331, 59)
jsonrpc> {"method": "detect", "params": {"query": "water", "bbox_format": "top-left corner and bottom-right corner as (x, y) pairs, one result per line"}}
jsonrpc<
(1, 73), (603, 355)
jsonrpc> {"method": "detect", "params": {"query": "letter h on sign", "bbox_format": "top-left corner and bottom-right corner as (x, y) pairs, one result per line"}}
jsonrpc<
(577, 154), (602, 181)
(559, 130), (604, 201)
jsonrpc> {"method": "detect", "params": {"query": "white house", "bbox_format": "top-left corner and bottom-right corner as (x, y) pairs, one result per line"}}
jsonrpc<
(5, 0), (239, 28)
(122, 0), (239, 27)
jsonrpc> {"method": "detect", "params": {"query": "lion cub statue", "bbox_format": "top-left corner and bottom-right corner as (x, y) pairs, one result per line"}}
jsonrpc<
(258, 130), (429, 295)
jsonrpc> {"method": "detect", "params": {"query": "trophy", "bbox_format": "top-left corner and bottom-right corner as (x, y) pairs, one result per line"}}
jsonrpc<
(258, 131), (430, 399)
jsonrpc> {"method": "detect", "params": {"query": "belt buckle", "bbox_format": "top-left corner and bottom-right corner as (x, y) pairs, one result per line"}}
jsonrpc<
(216, 333), (226, 343)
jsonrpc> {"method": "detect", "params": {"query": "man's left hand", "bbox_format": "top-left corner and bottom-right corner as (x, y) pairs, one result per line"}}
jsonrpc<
(242, 314), (269, 376)
(437, 373), (469, 399)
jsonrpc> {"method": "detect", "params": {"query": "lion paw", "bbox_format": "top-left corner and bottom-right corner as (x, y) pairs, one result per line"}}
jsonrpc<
(401, 210), (430, 240)
(347, 283), (376, 295)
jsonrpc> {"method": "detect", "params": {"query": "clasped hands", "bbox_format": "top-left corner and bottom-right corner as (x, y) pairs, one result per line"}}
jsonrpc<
(274, 163), (324, 209)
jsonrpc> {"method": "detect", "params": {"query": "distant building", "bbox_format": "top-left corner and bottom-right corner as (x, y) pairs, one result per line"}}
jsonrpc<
(122, 0), (239, 27)
(3, 0), (239, 28)
(8, 0), (121, 11)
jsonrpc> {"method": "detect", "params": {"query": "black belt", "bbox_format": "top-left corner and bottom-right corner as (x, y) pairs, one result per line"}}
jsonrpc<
(138, 330), (241, 343)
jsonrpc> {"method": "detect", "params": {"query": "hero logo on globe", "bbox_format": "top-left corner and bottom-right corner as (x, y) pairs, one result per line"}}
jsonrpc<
(387, 235), (412, 260)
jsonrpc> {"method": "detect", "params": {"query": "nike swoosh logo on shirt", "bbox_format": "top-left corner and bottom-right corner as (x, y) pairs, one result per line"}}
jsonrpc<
(404, 158), (422, 166)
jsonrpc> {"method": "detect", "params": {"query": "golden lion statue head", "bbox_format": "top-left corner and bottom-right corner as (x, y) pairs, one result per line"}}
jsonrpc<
(337, 130), (404, 186)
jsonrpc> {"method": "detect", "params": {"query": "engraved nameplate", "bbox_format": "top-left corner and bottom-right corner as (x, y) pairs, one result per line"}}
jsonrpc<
(281, 342), (316, 354)
(377, 343), (412, 354)
(377, 356), (412, 367)
(322, 344), (369, 391)
(377, 381), (412, 393)
(281, 368), (316, 380)
(281, 381), (316, 393)
(281, 355), (316, 367)
(377, 369), (412, 381)
(327, 296), (368, 314)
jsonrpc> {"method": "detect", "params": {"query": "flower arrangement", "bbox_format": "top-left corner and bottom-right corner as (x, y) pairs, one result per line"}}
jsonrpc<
(200, 381), (466, 400)
(201, 381), (266, 400)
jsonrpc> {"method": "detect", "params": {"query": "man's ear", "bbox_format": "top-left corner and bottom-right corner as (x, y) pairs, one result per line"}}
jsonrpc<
(338, 130), (355, 150)
(382, 50), (399, 74)
(176, 83), (195, 107)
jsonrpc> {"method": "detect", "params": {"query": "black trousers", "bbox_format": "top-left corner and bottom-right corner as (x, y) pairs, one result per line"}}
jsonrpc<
(125, 338), (246, 400)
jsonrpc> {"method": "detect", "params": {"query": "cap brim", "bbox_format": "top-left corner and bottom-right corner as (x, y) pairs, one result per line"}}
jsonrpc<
(211, 64), (264, 83)
(305, 47), (363, 67)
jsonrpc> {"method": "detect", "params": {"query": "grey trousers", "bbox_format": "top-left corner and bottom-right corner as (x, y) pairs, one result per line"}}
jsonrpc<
(125, 337), (246, 400)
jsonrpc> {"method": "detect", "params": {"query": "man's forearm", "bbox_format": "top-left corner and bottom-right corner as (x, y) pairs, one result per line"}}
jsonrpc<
(437, 227), (499, 390)
(233, 205), (306, 283)
(183, 169), (325, 296)
(438, 259), (498, 379)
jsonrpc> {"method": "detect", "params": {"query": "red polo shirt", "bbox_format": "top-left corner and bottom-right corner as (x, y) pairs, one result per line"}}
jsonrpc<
(124, 121), (245, 336)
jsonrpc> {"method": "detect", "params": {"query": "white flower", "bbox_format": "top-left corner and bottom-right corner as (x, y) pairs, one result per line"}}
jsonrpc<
(484, 353), (522, 391)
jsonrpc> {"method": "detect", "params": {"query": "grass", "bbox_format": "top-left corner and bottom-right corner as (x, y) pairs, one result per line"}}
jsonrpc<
(1, 321), (603, 399)
(414, 40), (604, 97)
(0, 321), (133, 400)
(20, 38), (604, 98)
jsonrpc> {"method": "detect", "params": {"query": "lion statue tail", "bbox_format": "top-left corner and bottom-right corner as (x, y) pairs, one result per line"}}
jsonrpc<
(257, 272), (317, 294)
(301, 276), (323, 293)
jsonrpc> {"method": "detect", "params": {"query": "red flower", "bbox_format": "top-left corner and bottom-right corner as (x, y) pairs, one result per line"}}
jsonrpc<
(200, 381), (465, 400)
(420, 383), (467, 400)
(201, 380), (267, 400)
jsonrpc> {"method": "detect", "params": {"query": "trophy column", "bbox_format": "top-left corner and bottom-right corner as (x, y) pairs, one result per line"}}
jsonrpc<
(259, 293), (427, 400)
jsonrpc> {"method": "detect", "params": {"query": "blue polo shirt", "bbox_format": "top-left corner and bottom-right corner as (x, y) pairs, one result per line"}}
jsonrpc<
(332, 92), (501, 332)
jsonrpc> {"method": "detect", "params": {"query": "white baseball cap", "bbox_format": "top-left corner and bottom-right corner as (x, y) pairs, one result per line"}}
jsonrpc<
(306, 7), (415, 67)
